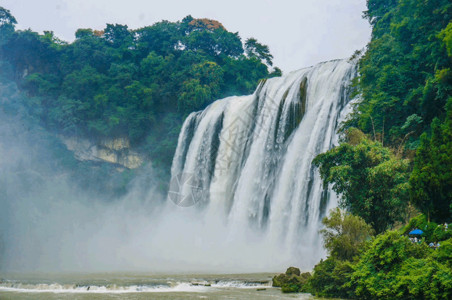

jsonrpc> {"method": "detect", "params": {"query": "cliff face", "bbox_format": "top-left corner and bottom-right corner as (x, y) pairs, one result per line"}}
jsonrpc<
(61, 136), (144, 169)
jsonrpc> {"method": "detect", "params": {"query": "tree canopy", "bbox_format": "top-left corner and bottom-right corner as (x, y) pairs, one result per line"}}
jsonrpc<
(0, 11), (281, 170)
(320, 208), (374, 261)
(410, 98), (452, 222)
(340, 0), (452, 224)
(313, 129), (411, 234)
(348, 0), (451, 149)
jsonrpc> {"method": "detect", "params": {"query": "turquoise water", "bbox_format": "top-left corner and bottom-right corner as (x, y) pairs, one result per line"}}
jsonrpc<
(0, 272), (316, 299)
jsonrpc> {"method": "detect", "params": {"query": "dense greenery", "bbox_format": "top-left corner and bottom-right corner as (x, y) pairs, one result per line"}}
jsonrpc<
(300, 1), (452, 298)
(0, 75), (147, 198)
(307, 209), (373, 298)
(319, 208), (374, 261)
(350, 231), (452, 299)
(346, 0), (452, 222)
(349, 0), (451, 147)
(0, 7), (280, 171)
(301, 211), (452, 299)
(410, 98), (452, 223)
(400, 214), (452, 244)
(272, 267), (311, 293)
(313, 129), (411, 234)
(313, 0), (451, 239)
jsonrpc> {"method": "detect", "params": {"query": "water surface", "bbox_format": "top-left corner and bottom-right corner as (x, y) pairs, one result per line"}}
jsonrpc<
(0, 272), (316, 299)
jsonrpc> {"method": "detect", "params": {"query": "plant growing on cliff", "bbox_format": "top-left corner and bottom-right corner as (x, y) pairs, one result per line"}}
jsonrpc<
(410, 98), (452, 223)
(320, 208), (374, 261)
(349, 0), (451, 148)
(313, 129), (411, 233)
(0, 9), (280, 171)
(307, 209), (373, 298)
(349, 231), (452, 299)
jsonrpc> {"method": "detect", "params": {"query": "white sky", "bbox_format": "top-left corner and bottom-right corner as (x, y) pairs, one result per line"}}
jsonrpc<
(1, 0), (371, 72)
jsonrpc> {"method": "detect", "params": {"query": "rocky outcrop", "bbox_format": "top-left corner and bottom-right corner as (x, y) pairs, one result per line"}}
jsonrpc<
(272, 267), (311, 293)
(61, 136), (144, 169)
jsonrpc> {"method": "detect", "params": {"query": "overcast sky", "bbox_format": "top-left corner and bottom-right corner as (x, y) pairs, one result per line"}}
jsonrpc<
(2, 0), (371, 72)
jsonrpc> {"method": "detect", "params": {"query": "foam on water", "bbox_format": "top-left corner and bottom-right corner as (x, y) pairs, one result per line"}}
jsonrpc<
(0, 282), (210, 294)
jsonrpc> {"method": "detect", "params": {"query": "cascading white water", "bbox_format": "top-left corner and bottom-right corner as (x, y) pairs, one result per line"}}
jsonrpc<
(169, 59), (356, 269)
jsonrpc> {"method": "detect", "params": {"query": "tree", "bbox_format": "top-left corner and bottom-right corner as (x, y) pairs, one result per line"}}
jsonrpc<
(313, 129), (411, 233)
(0, 6), (16, 46)
(245, 37), (273, 66)
(363, 0), (397, 26)
(0, 10), (279, 173)
(184, 27), (243, 58)
(308, 257), (355, 298)
(178, 61), (224, 113)
(350, 231), (452, 300)
(410, 98), (452, 222)
(321, 208), (374, 261)
(349, 0), (452, 148)
(104, 23), (133, 48)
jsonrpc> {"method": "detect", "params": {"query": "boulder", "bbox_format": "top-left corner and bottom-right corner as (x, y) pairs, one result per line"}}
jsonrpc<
(272, 267), (311, 293)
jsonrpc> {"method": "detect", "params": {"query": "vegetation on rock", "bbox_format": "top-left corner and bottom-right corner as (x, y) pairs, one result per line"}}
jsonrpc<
(313, 130), (411, 234)
(306, 2), (452, 297)
(302, 210), (452, 299)
(0, 8), (280, 174)
(272, 267), (311, 293)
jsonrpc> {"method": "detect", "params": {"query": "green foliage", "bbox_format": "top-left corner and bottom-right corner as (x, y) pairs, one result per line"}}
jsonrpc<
(272, 267), (311, 293)
(0, 6), (16, 46)
(410, 98), (452, 222)
(0, 10), (281, 172)
(313, 133), (411, 233)
(308, 257), (355, 298)
(309, 211), (452, 298)
(0, 75), (139, 198)
(401, 214), (452, 243)
(245, 38), (273, 66)
(306, 230), (452, 299)
(431, 238), (452, 268)
(439, 22), (452, 57)
(320, 208), (374, 261)
(350, 231), (452, 299)
(178, 61), (224, 112)
(350, 0), (451, 148)
(308, 1), (452, 298)
(307, 209), (372, 297)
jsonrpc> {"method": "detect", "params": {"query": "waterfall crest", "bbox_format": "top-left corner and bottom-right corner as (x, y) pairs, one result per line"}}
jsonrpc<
(169, 59), (356, 268)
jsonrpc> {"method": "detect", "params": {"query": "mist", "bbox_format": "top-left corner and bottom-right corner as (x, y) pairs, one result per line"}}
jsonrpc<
(0, 90), (308, 274)
(0, 165), (303, 273)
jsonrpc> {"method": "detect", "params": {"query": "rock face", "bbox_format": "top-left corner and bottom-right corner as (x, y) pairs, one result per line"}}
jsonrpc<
(61, 136), (144, 169)
(272, 267), (311, 293)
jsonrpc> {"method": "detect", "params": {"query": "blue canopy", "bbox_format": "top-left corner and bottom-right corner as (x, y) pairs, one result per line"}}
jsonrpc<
(409, 229), (424, 235)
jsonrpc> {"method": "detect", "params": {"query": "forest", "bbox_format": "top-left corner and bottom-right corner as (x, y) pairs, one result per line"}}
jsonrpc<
(0, 10), (280, 173)
(0, 0), (451, 298)
(274, 0), (452, 298)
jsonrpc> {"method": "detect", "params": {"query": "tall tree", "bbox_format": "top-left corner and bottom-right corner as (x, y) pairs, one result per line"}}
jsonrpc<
(313, 129), (411, 233)
(349, 0), (452, 147)
(0, 10), (280, 172)
(410, 98), (452, 222)
(245, 37), (273, 66)
(0, 6), (16, 46)
(321, 208), (374, 261)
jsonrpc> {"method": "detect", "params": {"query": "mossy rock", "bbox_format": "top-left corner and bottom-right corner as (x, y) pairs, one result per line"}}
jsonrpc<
(272, 273), (285, 287)
(299, 272), (312, 283)
(272, 267), (312, 293)
(286, 266), (301, 276)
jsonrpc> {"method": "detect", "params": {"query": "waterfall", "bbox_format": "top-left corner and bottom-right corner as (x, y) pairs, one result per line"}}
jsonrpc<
(168, 59), (356, 269)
